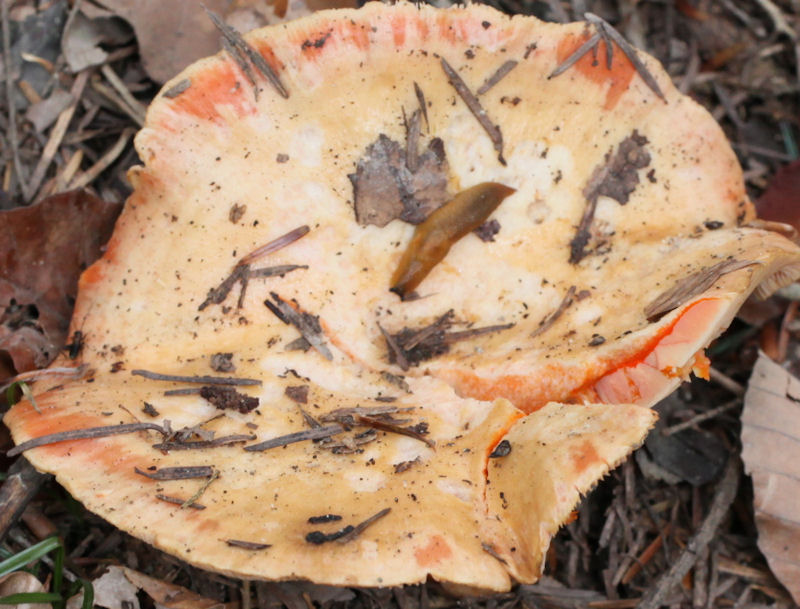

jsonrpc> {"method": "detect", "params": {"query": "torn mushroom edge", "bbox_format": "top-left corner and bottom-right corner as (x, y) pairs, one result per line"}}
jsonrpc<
(583, 246), (800, 410)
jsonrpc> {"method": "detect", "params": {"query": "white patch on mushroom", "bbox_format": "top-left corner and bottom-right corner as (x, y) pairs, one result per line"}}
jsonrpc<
(436, 478), (473, 503)
(344, 469), (386, 492)
(527, 196), (551, 224)
(288, 124), (324, 167)
(571, 303), (605, 327)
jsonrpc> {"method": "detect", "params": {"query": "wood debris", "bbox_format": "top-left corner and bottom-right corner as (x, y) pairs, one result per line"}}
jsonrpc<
(225, 539), (271, 550)
(155, 494), (205, 510)
(441, 58), (505, 164)
(205, 9), (288, 99)
(477, 60), (518, 95)
(131, 369), (261, 386)
(264, 292), (333, 361)
(199, 385), (259, 414)
(644, 259), (757, 321)
(285, 385), (309, 404)
(243, 424), (344, 452)
(570, 131), (650, 264)
(134, 465), (214, 480)
(7, 422), (167, 457)
(209, 352), (235, 373)
(383, 309), (514, 367)
(152, 434), (255, 451)
(305, 508), (391, 545)
(198, 263), (307, 311)
(549, 15), (665, 103)
(162, 78), (191, 99)
(349, 133), (449, 228)
(531, 286), (576, 338)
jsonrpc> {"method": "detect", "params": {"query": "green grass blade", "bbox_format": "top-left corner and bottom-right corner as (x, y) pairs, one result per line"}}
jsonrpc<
(52, 543), (64, 607)
(0, 538), (61, 578)
(79, 579), (94, 609)
(0, 591), (62, 604)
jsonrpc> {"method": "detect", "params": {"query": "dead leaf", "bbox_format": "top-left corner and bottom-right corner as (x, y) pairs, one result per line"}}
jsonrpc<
(24, 89), (73, 132)
(5, 1), (68, 107)
(96, 0), (357, 84)
(757, 160), (800, 233)
(641, 394), (727, 486)
(0, 572), (49, 609)
(120, 566), (230, 609)
(89, 567), (140, 609)
(742, 352), (800, 604)
(0, 190), (121, 377)
(61, 10), (132, 73)
(349, 134), (450, 228)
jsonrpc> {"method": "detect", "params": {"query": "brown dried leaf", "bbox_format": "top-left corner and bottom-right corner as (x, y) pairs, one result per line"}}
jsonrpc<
(570, 131), (651, 264)
(742, 352), (800, 604)
(90, 565), (231, 609)
(97, 0), (355, 84)
(62, 10), (132, 73)
(349, 134), (450, 228)
(0, 572), (49, 609)
(757, 160), (800, 233)
(0, 190), (121, 377)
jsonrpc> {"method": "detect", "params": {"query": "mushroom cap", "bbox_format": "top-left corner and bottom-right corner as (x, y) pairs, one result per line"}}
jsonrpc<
(6, 2), (800, 591)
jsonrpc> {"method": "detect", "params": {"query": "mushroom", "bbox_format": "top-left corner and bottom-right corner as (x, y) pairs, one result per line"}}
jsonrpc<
(5, 3), (800, 592)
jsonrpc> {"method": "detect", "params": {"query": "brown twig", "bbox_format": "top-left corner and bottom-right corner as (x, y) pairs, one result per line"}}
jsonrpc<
(28, 70), (89, 201)
(636, 457), (740, 609)
(7, 422), (168, 457)
(0, 458), (49, 543)
(2, 0), (28, 200)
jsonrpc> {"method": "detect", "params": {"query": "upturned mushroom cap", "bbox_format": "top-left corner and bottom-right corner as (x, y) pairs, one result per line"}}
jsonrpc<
(6, 2), (800, 591)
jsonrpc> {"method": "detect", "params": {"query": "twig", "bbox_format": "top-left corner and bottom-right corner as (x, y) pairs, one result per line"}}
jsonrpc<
(91, 76), (145, 127)
(2, 0), (29, 200)
(53, 148), (84, 193)
(0, 365), (88, 394)
(752, 0), (796, 38)
(205, 8), (289, 99)
(476, 60), (518, 95)
(27, 70), (89, 201)
(441, 58), (505, 164)
(661, 399), (741, 436)
(131, 369), (262, 386)
(708, 367), (745, 396)
(549, 33), (602, 78)
(7, 422), (167, 457)
(0, 458), (49, 543)
(182, 469), (220, 509)
(68, 128), (134, 189)
(584, 14), (666, 102)
(238, 225), (310, 265)
(100, 64), (147, 124)
(134, 465), (214, 480)
(244, 424), (343, 452)
(636, 457), (740, 609)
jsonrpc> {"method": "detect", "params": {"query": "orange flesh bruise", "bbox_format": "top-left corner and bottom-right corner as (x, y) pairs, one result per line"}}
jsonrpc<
(444, 298), (723, 413)
(556, 33), (635, 110)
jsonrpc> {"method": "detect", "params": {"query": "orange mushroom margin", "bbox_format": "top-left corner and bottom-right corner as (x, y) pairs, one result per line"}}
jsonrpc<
(6, 2), (800, 592)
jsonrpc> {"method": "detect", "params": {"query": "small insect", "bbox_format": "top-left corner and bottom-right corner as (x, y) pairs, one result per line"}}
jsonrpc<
(65, 330), (84, 359)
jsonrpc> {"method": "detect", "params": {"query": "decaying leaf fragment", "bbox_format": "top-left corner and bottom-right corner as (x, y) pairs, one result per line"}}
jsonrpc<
(6, 2), (800, 593)
(349, 133), (450, 228)
(0, 190), (120, 377)
(742, 353), (800, 604)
